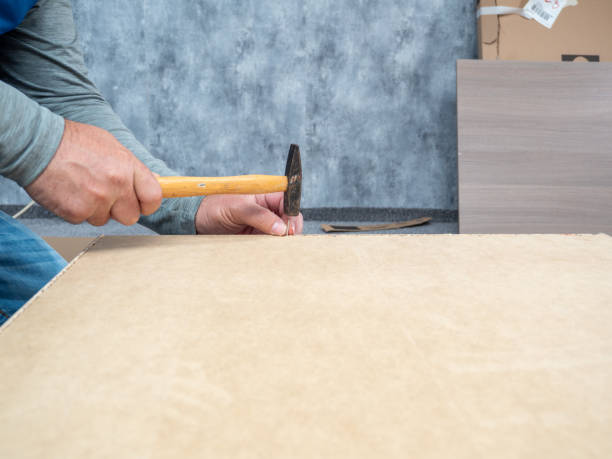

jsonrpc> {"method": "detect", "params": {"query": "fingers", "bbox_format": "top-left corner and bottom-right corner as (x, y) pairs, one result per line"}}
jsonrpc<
(194, 194), (303, 236)
(261, 192), (284, 214)
(103, 159), (161, 226)
(252, 192), (304, 236)
(237, 201), (287, 236)
(86, 202), (112, 226)
(294, 214), (304, 234)
(86, 160), (160, 226)
(260, 192), (304, 235)
(24, 120), (163, 228)
(133, 161), (163, 216)
(109, 191), (141, 226)
(286, 213), (304, 235)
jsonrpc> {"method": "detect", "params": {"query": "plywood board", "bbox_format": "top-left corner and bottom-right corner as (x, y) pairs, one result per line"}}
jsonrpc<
(1, 234), (612, 458)
(457, 60), (612, 234)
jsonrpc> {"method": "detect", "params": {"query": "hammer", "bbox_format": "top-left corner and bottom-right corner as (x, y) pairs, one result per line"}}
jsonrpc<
(156, 144), (302, 218)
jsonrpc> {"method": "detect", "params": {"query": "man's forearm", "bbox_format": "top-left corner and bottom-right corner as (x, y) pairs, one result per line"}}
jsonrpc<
(0, 80), (64, 187)
(0, 0), (202, 234)
(47, 99), (204, 234)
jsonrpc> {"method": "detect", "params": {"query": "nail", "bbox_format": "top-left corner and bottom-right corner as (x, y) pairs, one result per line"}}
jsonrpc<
(271, 221), (287, 236)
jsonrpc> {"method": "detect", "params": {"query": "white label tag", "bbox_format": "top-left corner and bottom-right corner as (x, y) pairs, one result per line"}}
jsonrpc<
(524, 0), (568, 29)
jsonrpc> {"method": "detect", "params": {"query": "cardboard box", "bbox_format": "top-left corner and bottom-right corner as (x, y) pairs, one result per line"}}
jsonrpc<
(478, 0), (612, 61)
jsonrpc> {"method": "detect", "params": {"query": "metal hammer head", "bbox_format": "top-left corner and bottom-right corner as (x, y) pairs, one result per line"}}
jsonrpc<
(283, 144), (302, 217)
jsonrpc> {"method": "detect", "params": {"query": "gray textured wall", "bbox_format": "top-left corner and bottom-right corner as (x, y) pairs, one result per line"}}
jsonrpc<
(1, 0), (477, 209)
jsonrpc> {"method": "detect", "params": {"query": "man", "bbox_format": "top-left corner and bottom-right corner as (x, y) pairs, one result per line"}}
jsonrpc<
(0, 0), (303, 325)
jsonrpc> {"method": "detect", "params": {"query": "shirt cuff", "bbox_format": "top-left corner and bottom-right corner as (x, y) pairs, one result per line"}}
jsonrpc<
(138, 196), (204, 235)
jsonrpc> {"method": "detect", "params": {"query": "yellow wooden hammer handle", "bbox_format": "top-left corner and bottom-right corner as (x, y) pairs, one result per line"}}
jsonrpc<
(157, 175), (288, 198)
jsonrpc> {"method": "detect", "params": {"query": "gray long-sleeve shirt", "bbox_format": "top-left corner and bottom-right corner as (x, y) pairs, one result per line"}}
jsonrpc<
(0, 0), (203, 234)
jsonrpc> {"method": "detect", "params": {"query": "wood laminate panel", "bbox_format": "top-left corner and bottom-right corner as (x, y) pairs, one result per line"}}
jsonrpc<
(1, 234), (612, 458)
(457, 60), (612, 234)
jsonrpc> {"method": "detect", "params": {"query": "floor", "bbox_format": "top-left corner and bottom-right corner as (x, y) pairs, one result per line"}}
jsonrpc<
(19, 217), (458, 237)
(5, 205), (458, 237)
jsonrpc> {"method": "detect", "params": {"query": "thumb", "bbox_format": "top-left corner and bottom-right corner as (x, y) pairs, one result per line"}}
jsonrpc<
(239, 203), (287, 236)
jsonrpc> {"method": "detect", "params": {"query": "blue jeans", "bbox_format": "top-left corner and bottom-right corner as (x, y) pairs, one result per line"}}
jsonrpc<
(0, 210), (66, 326)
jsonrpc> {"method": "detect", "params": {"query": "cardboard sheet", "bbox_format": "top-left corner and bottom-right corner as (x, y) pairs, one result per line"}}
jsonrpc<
(43, 236), (97, 261)
(1, 234), (612, 458)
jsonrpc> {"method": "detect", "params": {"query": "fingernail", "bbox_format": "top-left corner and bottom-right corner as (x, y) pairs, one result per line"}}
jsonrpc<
(271, 221), (287, 236)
